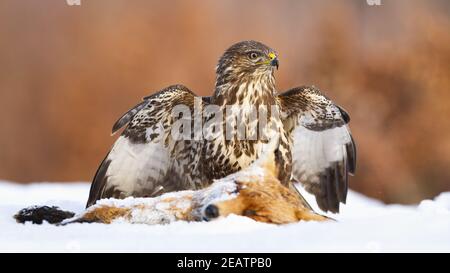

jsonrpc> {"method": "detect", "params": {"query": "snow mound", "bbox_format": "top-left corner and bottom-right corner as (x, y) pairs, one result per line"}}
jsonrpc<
(0, 181), (449, 252)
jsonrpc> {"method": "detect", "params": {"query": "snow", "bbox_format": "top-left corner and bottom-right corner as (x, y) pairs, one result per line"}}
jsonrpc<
(0, 181), (449, 252)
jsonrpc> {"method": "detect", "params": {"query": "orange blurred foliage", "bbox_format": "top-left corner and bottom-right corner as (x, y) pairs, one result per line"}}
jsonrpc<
(0, 0), (449, 204)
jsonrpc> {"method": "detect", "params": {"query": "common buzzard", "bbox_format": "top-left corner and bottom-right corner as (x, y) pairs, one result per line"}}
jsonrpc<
(86, 41), (356, 213)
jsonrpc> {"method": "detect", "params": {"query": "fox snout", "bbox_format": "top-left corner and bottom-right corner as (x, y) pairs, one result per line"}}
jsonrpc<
(202, 204), (220, 221)
(202, 179), (329, 224)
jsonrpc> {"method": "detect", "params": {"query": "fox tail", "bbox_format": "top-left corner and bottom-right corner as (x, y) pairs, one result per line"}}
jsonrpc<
(14, 205), (75, 225)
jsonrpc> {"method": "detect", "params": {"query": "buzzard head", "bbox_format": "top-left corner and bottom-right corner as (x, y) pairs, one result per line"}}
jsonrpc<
(215, 40), (279, 88)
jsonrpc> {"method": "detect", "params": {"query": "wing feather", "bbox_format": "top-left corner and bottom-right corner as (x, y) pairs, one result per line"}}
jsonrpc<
(278, 86), (356, 213)
(86, 152), (112, 207)
(87, 85), (202, 207)
(112, 100), (148, 135)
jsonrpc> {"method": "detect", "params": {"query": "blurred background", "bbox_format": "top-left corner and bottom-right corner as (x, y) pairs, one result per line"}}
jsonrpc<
(0, 0), (449, 204)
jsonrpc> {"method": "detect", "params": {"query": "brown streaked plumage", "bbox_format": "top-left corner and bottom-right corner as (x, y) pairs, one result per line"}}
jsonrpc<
(86, 40), (356, 213)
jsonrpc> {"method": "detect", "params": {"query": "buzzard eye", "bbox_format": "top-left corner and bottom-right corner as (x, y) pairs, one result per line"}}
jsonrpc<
(248, 52), (259, 60)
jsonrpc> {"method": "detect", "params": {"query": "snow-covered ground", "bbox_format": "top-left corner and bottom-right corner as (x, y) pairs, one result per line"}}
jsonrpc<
(0, 181), (449, 252)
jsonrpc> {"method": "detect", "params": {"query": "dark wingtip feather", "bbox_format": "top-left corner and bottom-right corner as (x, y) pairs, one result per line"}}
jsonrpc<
(315, 162), (351, 213)
(347, 135), (357, 175)
(315, 196), (328, 214)
(112, 100), (148, 135)
(342, 161), (349, 203)
(315, 168), (341, 213)
(112, 120), (125, 135)
(337, 106), (351, 124)
(316, 174), (329, 212)
(335, 161), (348, 204)
(326, 167), (340, 213)
(86, 155), (112, 208)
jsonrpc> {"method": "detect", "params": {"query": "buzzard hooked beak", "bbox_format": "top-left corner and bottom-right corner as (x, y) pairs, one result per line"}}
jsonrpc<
(268, 52), (279, 70)
(271, 58), (279, 70)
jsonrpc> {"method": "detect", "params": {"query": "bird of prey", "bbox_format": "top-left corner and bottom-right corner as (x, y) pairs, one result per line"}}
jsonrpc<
(86, 40), (356, 213)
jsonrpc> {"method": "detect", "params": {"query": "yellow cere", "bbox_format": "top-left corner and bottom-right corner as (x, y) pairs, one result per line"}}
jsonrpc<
(268, 52), (276, 60)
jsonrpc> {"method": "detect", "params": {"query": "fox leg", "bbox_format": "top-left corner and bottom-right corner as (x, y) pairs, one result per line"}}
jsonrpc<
(61, 206), (131, 224)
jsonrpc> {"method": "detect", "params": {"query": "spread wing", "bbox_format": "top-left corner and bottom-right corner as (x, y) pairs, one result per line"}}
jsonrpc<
(86, 85), (204, 207)
(277, 86), (356, 213)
